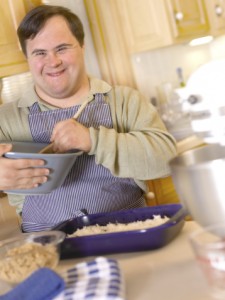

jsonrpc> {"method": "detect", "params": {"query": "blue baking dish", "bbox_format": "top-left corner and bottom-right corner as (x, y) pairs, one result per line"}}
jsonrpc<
(56, 204), (185, 259)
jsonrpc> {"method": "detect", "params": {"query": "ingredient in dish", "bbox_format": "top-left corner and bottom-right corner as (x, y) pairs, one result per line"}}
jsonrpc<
(0, 242), (58, 283)
(69, 215), (169, 237)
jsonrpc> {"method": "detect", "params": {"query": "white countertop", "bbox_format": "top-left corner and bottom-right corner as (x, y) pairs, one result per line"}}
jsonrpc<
(0, 199), (214, 300)
(58, 221), (214, 300)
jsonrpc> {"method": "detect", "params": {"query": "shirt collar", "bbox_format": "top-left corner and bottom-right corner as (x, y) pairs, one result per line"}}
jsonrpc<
(17, 76), (112, 108)
(89, 77), (112, 95)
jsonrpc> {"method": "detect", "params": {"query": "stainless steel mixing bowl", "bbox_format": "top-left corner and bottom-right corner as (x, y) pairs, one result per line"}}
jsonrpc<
(169, 144), (225, 227)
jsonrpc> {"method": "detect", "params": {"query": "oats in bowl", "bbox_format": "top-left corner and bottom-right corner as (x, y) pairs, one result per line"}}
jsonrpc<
(0, 231), (65, 284)
(68, 215), (170, 237)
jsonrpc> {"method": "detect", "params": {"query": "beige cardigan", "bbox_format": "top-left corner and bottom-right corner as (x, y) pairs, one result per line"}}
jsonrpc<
(0, 77), (177, 213)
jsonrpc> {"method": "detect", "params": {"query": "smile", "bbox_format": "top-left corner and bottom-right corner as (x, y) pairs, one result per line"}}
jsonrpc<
(47, 70), (65, 77)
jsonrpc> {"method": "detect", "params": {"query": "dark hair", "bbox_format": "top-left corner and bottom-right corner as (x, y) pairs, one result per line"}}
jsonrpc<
(17, 5), (85, 56)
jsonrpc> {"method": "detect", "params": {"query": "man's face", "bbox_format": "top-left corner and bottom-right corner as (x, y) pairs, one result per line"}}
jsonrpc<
(26, 16), (86, 100)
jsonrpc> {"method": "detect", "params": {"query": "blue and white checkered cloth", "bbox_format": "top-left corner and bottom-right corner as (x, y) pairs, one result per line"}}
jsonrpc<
(54, 257), (126, 300)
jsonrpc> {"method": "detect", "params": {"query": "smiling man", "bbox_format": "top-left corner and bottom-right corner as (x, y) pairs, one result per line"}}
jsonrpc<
(0, 5), (177, 232)
(25, 16), (89, 107)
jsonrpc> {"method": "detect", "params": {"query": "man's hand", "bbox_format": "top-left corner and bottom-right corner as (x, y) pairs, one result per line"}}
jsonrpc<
(0, 144), (49, 190)
(50, 119), (92, 153)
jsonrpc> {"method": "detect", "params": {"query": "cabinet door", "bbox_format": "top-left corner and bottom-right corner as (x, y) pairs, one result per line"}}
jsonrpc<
(165, 0), (210, 40)
(205, 0), (225, 35)
(84, 0), (137, 87)
(0, 0), (29, 78)
(146, 177), (181, 206)
(117, 0), (173, 53)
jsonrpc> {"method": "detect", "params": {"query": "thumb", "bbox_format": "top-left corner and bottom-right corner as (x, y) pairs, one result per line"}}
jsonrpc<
(0, 144), (12, 156)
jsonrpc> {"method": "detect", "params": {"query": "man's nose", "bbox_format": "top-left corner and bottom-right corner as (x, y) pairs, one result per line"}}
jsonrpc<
(46, 51), (62, 66)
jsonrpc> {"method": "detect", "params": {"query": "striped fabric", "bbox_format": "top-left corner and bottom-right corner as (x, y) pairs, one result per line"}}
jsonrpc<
(22, 94), (145, 232)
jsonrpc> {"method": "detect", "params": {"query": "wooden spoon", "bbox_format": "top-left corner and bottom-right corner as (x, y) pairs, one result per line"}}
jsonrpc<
(39, 100), (89, 154)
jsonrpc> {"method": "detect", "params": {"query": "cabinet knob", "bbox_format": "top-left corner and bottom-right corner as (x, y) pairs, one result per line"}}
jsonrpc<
(174, 11), (184, 21)
(215, 5), (223, 16)
(145, 192), (155, 200)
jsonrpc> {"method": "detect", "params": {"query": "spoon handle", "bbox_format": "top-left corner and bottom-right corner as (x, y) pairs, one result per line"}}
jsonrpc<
(39, 100), (89, 154)
(164, 206), (188, 225)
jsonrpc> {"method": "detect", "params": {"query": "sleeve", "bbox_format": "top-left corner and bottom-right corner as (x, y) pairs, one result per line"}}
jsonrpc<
(88, 86), (177, 180)
(0, 102), (32, 141)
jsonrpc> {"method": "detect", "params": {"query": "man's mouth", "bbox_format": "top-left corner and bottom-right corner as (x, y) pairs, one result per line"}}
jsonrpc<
(47, 69), (65, 77)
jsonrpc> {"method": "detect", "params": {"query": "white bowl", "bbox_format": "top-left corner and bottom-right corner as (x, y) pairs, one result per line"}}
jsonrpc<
(3, 141), (83, 195)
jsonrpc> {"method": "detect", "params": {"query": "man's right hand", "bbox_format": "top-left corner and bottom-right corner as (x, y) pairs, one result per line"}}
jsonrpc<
(0, 144), (49, 190)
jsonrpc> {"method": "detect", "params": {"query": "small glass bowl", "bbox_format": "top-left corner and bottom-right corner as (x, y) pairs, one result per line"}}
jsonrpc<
(0, 231), (65, 284)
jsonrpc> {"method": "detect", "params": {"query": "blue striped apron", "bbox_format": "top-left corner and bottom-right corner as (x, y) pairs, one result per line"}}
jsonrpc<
(22, 93), (145, 232)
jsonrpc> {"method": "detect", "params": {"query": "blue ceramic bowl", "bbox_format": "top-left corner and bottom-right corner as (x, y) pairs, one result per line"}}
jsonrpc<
(55, 204), (185, 258)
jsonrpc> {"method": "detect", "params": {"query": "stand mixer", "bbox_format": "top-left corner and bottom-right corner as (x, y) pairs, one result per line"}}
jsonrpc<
(185, 59), (225, 145)
(169, 59), (225, 228)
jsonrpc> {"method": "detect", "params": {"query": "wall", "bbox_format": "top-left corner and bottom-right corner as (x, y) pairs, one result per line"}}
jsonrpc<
(131, 35), (225, 103)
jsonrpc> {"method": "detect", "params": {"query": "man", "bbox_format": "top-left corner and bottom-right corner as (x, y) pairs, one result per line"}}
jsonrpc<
(0, 5), (177, 232)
